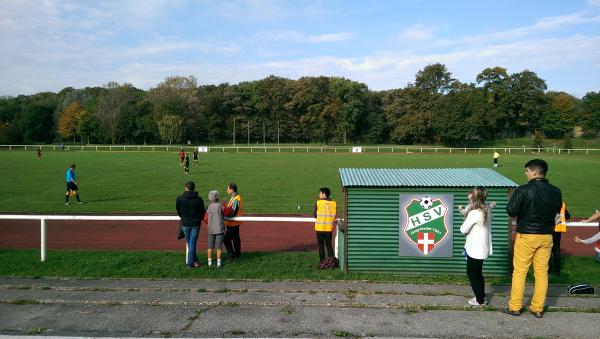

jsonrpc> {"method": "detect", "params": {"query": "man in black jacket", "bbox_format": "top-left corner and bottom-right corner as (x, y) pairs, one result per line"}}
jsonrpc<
(176, 181), (205, 268)
(502, 159), (562, 319)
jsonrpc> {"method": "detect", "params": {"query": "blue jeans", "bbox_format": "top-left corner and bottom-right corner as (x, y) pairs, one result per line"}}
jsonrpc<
(182, 226), (199, 266)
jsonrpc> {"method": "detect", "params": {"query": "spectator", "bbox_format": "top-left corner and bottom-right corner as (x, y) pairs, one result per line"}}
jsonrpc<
(460, 186), (493, 306)
(502, 159), (562, 318)
(549, 202), (570, 275)
(313, 187), (337, 265)
(223, 182), (243, 260)
(574, 210), (600, 263)
(205, 190), (226, 268)
(35, 147), (41, 160)
(176, 181), (206, 269)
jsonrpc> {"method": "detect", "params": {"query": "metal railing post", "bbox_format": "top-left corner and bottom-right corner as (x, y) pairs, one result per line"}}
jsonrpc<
(40, 218), (46, 262)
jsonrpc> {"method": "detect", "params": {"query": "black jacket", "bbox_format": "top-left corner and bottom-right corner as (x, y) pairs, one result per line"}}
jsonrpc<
(176, 191), (205, 228)
(506, 178), (562, 234)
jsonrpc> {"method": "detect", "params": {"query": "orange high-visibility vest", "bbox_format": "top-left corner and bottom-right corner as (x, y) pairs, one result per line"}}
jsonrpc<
(554, 202), (567, 232)
(315, 199), (336, 232)
(224, 194), (243, 227)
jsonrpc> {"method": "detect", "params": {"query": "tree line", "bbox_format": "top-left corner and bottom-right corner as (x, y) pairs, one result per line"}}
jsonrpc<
(1, 63), (599, 146)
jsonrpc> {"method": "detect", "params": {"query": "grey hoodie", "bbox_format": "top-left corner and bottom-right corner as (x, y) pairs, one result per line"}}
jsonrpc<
(206, 190), (225, 235)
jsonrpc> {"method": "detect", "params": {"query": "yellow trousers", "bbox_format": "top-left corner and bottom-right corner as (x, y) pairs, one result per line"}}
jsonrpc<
(508, 233), (553, 313)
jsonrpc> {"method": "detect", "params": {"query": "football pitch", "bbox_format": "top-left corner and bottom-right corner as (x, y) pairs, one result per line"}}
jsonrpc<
(0, 150), (598, 216)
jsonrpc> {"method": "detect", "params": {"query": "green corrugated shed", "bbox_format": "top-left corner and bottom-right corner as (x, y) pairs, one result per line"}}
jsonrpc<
(337, 168), (518, 276)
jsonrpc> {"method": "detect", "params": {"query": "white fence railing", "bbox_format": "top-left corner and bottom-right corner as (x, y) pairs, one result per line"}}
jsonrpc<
(0, 214), (596, 262)
(0, 215), (317, 262)
(2, 144), (600, 155)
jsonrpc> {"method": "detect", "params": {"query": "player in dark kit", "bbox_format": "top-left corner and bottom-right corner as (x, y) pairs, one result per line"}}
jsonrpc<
(184, 153), (190, 175)
(193, 149), (199, 165)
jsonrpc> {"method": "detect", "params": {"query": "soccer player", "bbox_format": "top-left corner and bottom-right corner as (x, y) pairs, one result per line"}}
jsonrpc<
(35, 147), (41, 160)
(192, 149), (199, 165)
(493, 150), (500, 167)
(65, 164), (83, 205)
(179, 148), (185, 166)
(184, 153), (190, 174)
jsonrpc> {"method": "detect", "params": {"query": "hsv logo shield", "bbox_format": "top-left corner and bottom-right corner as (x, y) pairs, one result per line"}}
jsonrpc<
(398, 194), (454, 257)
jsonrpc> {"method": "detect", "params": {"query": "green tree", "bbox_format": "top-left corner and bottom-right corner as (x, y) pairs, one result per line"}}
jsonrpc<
(540, 92), (577, 138)
(95, 82), (143, 144)
(76, 109), (101, 144)
(432, 85), (489, 146)
(581, 91), (600, 137)
(476, 67), (511, 137)
(506, 70), (547, 136)
(414, 63), (455, 95)
(157, 114), (183, 146)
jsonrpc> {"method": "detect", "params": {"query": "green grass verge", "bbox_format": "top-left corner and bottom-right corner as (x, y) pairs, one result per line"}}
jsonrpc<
(0, 151), (599, 215)
(1, 249), (599, 285)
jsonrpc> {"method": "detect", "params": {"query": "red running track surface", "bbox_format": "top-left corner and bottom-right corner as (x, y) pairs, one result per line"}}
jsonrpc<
(0, 217), (597, 256)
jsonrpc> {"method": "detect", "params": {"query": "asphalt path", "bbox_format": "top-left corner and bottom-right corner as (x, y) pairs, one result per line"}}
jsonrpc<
(0, 277), (599, 338)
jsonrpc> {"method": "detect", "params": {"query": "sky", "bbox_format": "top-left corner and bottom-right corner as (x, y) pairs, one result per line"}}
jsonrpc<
(1, 0), (599, 97)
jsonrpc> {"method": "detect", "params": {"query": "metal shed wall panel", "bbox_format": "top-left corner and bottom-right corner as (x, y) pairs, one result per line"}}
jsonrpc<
(346, 187), (510, 275)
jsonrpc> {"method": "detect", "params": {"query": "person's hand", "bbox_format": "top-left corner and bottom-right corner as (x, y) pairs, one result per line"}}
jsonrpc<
(489, 201), (497, 209)
(458, 205), (464, 211)
(574, 236), (583, 243)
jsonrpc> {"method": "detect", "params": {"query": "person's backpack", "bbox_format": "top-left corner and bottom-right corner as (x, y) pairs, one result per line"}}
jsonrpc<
(567, 284), (594, 294)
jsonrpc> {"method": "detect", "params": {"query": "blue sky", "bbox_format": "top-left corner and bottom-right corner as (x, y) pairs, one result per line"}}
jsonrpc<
(1, 0), (599, 97)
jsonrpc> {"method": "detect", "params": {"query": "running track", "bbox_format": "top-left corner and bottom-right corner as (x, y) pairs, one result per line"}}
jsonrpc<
(0, 216), (597, 256)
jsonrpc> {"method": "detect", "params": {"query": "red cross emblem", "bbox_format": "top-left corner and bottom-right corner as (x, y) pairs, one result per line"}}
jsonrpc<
(417, 232), (435, 255)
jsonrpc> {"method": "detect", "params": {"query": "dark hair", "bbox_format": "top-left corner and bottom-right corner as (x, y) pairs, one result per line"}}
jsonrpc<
(525, 159), (548, 176)
(228, 182), (238, 192)
(320, 187), (331, 198)
(70, 164), (76, 168)
(185, 181), (195, 191)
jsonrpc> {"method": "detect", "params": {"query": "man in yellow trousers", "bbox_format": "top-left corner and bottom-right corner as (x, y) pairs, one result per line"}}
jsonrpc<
(503, 159), (563, 318)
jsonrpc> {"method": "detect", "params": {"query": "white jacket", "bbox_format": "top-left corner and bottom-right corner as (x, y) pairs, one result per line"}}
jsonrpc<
(460, 209), (493, 260)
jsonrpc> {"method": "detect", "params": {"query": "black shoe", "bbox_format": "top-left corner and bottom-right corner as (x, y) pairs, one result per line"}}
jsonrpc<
(529, 309), (543, 318)
(501, 306), (521, 316)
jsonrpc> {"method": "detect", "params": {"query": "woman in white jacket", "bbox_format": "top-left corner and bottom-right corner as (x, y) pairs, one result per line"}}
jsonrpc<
(460, 186), (493, 306)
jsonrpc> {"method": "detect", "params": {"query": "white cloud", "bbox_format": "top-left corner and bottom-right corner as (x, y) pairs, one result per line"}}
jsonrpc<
(306, 32), (353, 43)
(451, 12), (600, 46)
(588, 0), (600, 7)
(398, 24), (435, 41)
(259, 30), (352, 43)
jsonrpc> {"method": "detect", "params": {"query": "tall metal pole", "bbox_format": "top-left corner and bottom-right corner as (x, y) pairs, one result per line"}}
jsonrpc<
(233, 117), (236, 146)
(263, 120), (265, 145)
(277, 121), (280, 147)
(247, 120), (250, 146)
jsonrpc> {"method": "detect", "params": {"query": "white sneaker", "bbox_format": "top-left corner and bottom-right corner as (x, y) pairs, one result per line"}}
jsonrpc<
(468, 297), (488, 306)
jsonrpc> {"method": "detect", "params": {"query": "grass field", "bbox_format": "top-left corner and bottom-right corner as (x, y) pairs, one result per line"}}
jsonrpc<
(0, 150), (599, 216)
(1, 249), (599, 284)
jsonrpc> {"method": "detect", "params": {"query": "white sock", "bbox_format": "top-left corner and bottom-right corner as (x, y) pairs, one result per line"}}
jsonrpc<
(208, 258), (212, 266)
(217, 259), (221, 266)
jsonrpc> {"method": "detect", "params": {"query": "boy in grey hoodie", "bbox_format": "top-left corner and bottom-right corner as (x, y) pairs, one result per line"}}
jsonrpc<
(205, 190), (226, 268)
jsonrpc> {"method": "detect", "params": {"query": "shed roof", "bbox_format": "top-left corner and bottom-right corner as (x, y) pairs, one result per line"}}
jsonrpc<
(339, 168), (518, 188)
